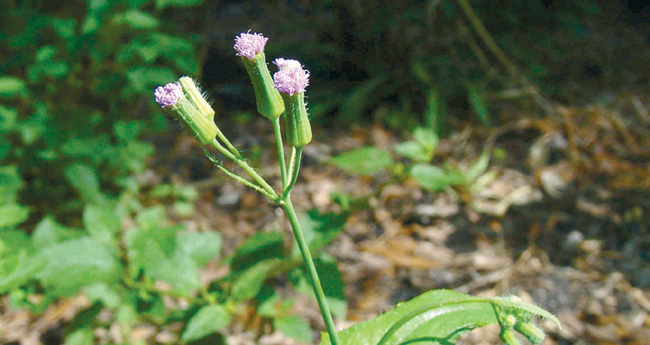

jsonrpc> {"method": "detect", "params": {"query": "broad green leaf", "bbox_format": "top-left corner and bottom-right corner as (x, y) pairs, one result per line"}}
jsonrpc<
(0, 106), (18, 132)
(231, 259), (281, 302)
(314, 258), (347, 319)
(0, 165), (22, 204)
(64, 328), (94, 345)
(32, 216), (82, 249)
(413, 127), (439, 150)
(0, 250), (46, 293)
(181, 304), (230, 342)
(177, 231), (221, 267)
(230, 231), (285, 272)
(411, 164), (464, 192)
(298, 209), (347, 256)
(320, 290), (560, 345)
(393, 141), (430, 163)
(330, 147), (393, 175)
(0, 76), (27, 98)
(112, 10), (159, 29)
(0, 229), (29, 256)
(83, 204), (121, 241)
(465, 152), (490, 182)
(274, 315), (313, 344)
(35, 237), (120, 296)
(84, 283), (121, 309)
(0, 204), (29, 228)
(64, 163), (104, 204)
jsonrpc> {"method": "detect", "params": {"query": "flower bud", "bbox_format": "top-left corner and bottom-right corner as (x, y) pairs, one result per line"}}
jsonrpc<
(154, 80), (217, 145)
(514, 322), (545, 344)
(234, 31), (284, 119)
(273, 59), (311, 148)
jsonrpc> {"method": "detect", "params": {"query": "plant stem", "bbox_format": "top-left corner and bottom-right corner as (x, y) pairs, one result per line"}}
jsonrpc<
(281, 198), (341, 345)
(283, 147), (302, 198)
(272, 117), (288, 188)
(215, 127), (242, 159)
(210, 138), (278, 200)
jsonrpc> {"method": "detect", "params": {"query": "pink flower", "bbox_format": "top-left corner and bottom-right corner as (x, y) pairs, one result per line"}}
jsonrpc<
(273, 58), (302, 70)
(154, 82), (182, 108)
(273, 60), (309, 96)
(234, 31), (268, 60)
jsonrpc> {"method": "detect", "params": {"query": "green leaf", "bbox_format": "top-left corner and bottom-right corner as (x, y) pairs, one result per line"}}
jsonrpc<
(0, 204), (29, 228)
(64, 328), (94, 345)
(177, 231), (221, 267)
(32, 216), (81, 249)
(410, 164), (464, 192)
(0, 166), (22, 204)
(0, 250), (46, 293)
(35, 237), (120, 296)
(330, 147), (393, 175)
(0, 106), (18, 132)
(126, 67), (175, 93)
(0, 76), (27, 98)
(181, 304), (231, 342)
(83, 204), (121, 241)
(64, 163), (104, 204)
(155, 0), (204, 10)
(231, 259), (281, 302)
(231, 231), (285, 272)
(465, 152), (490, 182)
(320, 290), (560, 345)
(467, 85), (492, 126)
(413, 127), (438, 150)
(274, 315), (313, 344)
(113, 10), (159, 29)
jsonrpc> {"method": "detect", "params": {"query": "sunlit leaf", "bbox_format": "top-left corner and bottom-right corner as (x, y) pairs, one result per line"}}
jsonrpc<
(330, 147), (393, 175)
(181, 304), (230, 342)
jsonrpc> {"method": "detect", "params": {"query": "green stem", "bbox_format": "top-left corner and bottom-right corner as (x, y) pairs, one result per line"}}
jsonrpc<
(272, 117), (288, 188)
(281, 198), (340, 345)
(210, 138), (278, 200)
(283, 147), (302, 198)
(215, 127), (242, 159)
(201, 147), (276, 199)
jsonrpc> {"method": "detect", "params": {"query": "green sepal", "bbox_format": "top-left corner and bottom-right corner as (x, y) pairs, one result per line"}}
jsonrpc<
(282, 92), (312, 148)
(171, 96), (217, 145)
(241, 54), (284, 119)
(514, 322), (545, 344)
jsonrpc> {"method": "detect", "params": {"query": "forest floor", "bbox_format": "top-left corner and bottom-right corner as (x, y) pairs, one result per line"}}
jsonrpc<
(2, 93), (650, 345)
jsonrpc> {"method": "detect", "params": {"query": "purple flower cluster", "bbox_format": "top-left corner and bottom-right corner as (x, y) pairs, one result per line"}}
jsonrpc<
(233, 31), (268, 60)
(154, 82), (182, 108)
(272, 59), (309, 96)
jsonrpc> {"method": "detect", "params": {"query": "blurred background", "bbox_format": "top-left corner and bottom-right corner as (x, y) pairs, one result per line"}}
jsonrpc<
(1, 0), (649, 344)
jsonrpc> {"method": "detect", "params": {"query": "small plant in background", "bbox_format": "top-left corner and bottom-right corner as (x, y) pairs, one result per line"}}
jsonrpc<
(330, 126), (497, 195)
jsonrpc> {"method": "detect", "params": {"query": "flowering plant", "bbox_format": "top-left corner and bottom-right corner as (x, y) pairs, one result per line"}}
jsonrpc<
(154, 31), (560, 345)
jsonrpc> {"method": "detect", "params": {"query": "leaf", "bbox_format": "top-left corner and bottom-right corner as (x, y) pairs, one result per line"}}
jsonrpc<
(230, 231), (285, 272)
(274, 315), (313, 344)
(64, 163), (104, 204)
(467, 85), (492, 126)
(64, 328), (94, 345)
(32, 216), (81, 249)
(413, 127), (439, 150)
(0, 106), (18, 132)
(112, 10), (159, 29)
(0, 250), (46, 293)
(177, 231), (221, 267)
(231, 259), (281, 302)
(83, 204), (121, 241)
(0, 204), (29, 228)
(320, 290), (560, 345)
(35, 237), (120, 296)
(330, 147), (393, 175)
(410, 164), (464, 192)
(155, 0), (204, 10)
(0, 76), (27, 98)
(465, 152), (490, 182)
(181, 304), (231, 342)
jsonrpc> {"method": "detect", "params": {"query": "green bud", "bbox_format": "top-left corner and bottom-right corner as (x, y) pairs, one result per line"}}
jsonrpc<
(241, 54), (285, 119)
(173, 95), (217, 145)
(282, 91), (312, 148)
(179, 76), (215, 120)
(514, 322), (545, 344)
(500, 329), (522, 345)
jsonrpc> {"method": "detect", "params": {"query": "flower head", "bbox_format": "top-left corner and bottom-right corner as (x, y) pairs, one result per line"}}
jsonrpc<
(234, 31), (268, 60)
(273, 61), (310, 96)
(273, 58), (302, 70)
(154, 82), (182, 108)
